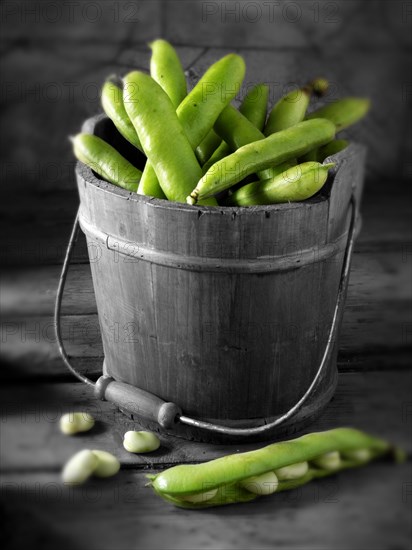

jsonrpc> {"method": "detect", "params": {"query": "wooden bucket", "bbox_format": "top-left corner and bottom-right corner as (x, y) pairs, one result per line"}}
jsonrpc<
(73, 114), (366, 443)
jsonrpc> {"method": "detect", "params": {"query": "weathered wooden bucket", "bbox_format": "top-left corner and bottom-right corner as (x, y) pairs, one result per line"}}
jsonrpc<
(56, 114), (366, 443)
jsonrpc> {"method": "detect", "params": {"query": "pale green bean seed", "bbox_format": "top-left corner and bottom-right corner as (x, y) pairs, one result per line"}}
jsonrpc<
(342, 448), (371, 462)
(275, 461), (309, 481)
(182, 488), (218, 503)
(311, 451), (341, 470)
(59, 412), (95, 435)
(123, 431), (160, 453)
(62, 449), (97, 485)
(92, 450), (121, 478)
(239, 471), (279, 495)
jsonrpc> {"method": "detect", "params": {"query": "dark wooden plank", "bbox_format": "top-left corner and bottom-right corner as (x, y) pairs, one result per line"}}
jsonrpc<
(2, 245), (411, 380)
(0, 314), (104, 366)
(1, 371), (410, 471)
(2, 309), (411, 378)
(1, 263), (96, 317)
(2, 348), (411, 384)
(1, 461), (411, 550)
(0, 193), (88, 266)
(1, 1), (162, 42)
(2, 304), (411, 377)
(337, 348), (412, 372)
(2, 349), (410, 386)
(357, 181), (412, 248)
(2, 251), (410, 318)
(0, 355), (103, 383)
(163, 0), (411, 50)
(2, 260), (410, 378)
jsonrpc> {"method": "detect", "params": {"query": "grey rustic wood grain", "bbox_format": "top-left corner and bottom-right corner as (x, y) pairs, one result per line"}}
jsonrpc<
(2, 251), (410, 318)
(2, 298), (410, 378)
(1, 371), (410, 470)
(163, 1), (411, 51)
(1, 461), (410, 550)
(2, 349), (411, 386)
(1, 1), (163, 42)
(1, 461), (411, 550)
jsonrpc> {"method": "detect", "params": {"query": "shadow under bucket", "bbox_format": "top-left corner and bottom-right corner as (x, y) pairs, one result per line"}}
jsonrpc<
(63, 114), (366, 443)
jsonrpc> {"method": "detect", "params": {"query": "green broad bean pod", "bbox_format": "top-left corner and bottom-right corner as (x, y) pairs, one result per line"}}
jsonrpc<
(298, 148), (319, 163)
(149, 39), (187, 109)
(202, 145), (292, 181)
(264, 86), (312, 136)
(212, 80), (318, 183)
(138, 39), (187, 199)
(225, 162), (334, 207)
(137, 164), (166, 199)
(261, 79), (328, 179)
(101, 80), (142, 151)
(123, 71), (216, 205)
(196, 130), (222, 165)
(147, 428), (404, 509)
(239, 83), (269, 131)
(214, 105), (264, 150)
(213, 83), (270, 152)
(263, 79), (328, 138)
(139, 53), (245, 199)
(299, 138), (349, 164)
(213, 105), (277, 182)
(317, 139), (349, 162)
(306, 97), (370, 132)
(202, 85), (269, 174)
(187, 118), (335, 204)
(71, 134), (142, 192)
(201, 140), (229, 174)
(176, 53), (246, 149)
(300, 96), (368, 165)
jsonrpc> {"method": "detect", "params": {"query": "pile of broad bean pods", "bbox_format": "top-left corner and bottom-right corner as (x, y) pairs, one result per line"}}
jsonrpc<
(72, 39), (369, 207)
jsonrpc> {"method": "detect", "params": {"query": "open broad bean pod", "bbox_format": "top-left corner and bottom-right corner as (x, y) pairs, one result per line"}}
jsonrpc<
(146, 428), (405, 509)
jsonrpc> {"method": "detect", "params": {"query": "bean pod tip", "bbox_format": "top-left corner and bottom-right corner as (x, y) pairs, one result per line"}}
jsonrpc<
(186, 193), (198, 206)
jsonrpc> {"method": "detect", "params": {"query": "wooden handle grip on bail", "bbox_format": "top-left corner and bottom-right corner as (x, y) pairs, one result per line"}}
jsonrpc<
(95, 376), (182, 429)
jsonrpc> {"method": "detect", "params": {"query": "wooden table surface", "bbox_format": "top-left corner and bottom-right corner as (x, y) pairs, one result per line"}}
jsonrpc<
(1, 174), (411, 550)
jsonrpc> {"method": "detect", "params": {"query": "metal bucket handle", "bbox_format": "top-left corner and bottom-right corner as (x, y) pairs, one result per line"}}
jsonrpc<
(54, 195), (357, 437)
